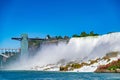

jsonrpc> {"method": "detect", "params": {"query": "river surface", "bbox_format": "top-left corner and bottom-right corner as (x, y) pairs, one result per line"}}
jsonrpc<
(0, 71), (120, 80)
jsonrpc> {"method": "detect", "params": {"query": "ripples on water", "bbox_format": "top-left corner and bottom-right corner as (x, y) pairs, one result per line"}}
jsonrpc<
(0, 71), (120, 80)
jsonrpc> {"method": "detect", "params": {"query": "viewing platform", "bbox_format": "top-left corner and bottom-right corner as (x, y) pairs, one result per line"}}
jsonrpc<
(0, 48), (20, 58)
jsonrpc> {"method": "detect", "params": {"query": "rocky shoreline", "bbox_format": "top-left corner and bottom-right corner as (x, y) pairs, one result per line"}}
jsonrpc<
(95, 58), (120, 73)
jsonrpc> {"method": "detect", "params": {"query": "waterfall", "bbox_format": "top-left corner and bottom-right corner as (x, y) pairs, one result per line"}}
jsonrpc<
(7, 32), (120, 70)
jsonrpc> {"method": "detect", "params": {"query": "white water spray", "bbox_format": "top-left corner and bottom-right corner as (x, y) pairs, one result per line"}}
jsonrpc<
(7, 32), (120, 70)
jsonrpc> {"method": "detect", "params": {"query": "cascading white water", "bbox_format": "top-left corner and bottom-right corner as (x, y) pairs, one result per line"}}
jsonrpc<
(7, 32), (120, 70)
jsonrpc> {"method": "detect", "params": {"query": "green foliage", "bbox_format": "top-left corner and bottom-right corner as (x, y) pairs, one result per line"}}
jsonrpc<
(96, 59), (120, 72)
(72, 31), (99, 37)
(72, 34), (80, 37)
(55, 36), (63, 39)
(71, 63), (82, 68)
(60, 66), (68, 71)
(90, 60), (98, 65)
(58, 36), (63, 39)
(47, 35), (51, 39)
(89, 31), (94, 36)
(64, 36), (69, 39)
(80, 32), (88, 37)
(108, 66), (120, 70)
(107, 60), (120, 70)
(60, 63), (82, 71)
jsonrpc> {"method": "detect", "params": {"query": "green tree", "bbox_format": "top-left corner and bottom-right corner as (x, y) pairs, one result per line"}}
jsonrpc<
(64, 36), (69, 39)
(94, 33), (99, 36)
(89, 31), (99, 36)
(72, 34), (79, 37)
(80, 32), (88, 37)
(47, 35), (51, 39)
(89, 31), (94, 36)
(55, 36), (58, 39)
(57, 36), (63, 39)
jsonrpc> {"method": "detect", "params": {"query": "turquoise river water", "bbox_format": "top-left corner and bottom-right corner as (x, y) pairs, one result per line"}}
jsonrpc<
(0, 71), (120, 80)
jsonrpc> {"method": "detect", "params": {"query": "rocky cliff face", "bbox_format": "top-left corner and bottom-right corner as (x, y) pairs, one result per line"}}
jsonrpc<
(28, 39), (69, 57)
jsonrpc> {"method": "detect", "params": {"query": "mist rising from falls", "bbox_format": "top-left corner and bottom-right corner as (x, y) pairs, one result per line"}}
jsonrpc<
(7, 32), (120, 70)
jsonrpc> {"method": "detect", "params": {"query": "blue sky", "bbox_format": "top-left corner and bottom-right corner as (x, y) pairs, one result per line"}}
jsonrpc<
(0, 0), (120, 48)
